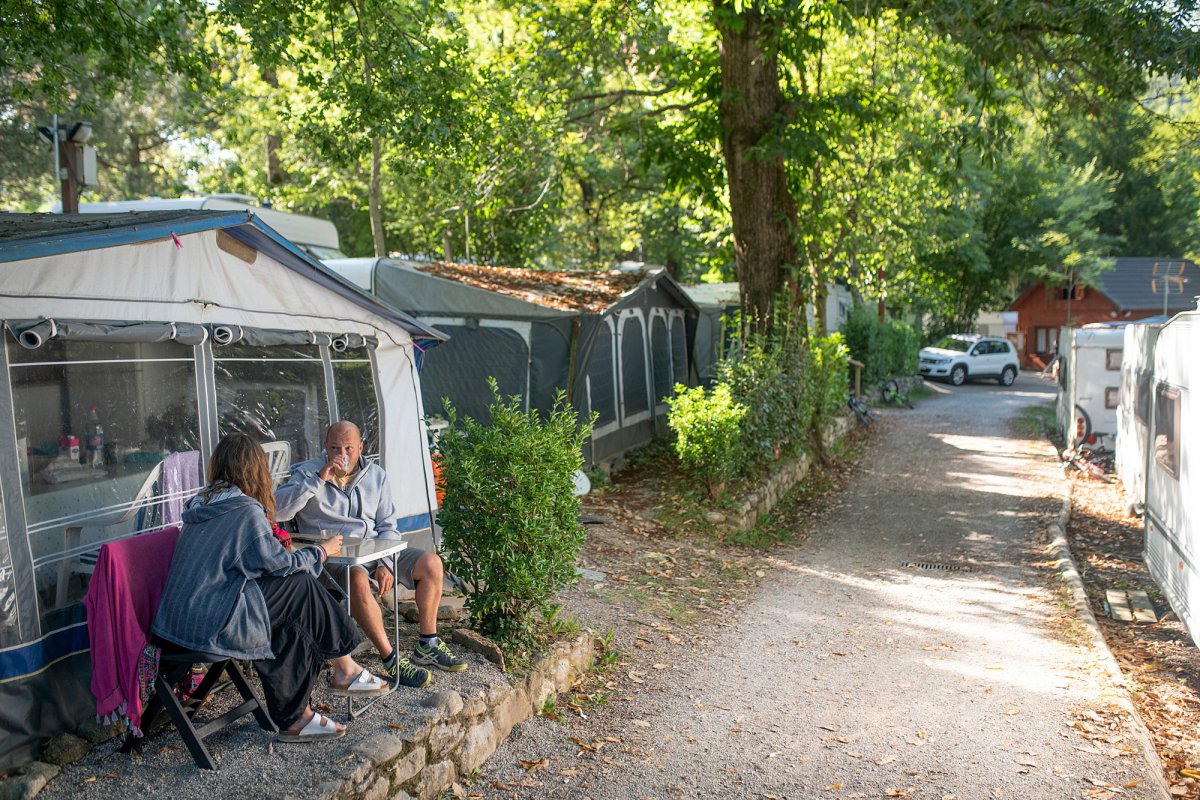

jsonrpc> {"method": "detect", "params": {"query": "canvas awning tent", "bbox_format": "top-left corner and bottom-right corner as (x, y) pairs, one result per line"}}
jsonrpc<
(324, 258), (700, 465)
(0, 210), (444, 771)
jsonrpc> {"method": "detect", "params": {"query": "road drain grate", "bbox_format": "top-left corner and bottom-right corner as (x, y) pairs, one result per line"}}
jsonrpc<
(901, 561), (977, 573)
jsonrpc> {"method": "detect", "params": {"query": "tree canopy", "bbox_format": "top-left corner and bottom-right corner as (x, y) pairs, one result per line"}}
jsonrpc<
(2, 0), (1199, 334)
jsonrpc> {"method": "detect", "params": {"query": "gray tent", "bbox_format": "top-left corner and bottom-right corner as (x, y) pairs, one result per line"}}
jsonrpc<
(325, 259), (700, 464)
(682, 283), (739, 386)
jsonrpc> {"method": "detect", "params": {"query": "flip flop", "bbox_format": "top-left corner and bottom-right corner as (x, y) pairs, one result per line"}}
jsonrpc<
(276, 713), (345, 743)
(331, 668), (389, 697)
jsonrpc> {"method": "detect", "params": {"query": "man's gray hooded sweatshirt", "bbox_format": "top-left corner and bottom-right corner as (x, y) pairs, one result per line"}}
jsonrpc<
(275, 456), (400, 542)
(152, 487), (324, 660)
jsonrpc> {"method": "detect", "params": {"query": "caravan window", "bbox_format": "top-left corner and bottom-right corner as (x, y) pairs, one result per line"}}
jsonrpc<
(1135, 372), (1151, 424)
(1105, 387), (1120, 410)
(1105, 349), (1121, 371)
(214, 343), (330, 465)
(7, 337), (199, 611)
(332, 345), (380, 458)
(1154, 383), (1181, 479)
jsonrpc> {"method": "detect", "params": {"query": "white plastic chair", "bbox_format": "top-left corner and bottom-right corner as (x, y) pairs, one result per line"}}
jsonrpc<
(262, 440), (292, 488)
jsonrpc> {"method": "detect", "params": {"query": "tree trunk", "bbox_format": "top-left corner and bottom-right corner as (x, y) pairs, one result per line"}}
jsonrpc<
(370, 136), (386, 257)
(263, 69), (287, 186)
(716, 2), (802, 336)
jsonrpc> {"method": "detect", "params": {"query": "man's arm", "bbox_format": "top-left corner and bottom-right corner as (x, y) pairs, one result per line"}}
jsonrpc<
(274, 464), (324, 522)
(372, 470), (400, 540)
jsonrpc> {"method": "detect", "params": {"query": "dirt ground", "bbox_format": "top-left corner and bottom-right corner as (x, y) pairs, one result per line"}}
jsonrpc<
(1066, 471), (1200, 797)
(460, 376), (1200, 800)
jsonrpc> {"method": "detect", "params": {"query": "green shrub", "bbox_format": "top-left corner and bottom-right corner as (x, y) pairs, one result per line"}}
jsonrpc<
(714, 314), (814, 467)
(840, 305), (919, 384)
(665, 383), (747, 498)
(807, 333), (850, 428)
(436, 380), (594, 645)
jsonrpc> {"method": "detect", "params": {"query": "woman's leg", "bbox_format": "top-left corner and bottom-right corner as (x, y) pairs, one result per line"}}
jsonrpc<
(254, 573), (360, 729)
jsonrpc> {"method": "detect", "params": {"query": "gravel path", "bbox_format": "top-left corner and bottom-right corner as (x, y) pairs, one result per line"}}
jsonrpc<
(475, 374), (1166, 800)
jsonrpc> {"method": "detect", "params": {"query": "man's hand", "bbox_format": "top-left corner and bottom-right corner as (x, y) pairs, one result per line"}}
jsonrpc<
(319, 453), (349, 482)
(374, 564), (394, 597)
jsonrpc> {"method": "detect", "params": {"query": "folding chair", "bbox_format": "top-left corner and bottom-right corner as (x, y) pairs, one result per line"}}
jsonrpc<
(85, 527), (276, 770)
(131, 642), (276, 770)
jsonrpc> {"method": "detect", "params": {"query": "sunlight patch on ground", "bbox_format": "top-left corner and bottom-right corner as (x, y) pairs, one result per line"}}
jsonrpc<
(944, 468), (1039, 498)
(768, 561), (1094, 698)
(931, 432), (1051, 458)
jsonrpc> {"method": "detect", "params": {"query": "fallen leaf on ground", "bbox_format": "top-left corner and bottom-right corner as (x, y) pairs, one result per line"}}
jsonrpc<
(824, 782), (844, 791)
(519, 758), (548, 772)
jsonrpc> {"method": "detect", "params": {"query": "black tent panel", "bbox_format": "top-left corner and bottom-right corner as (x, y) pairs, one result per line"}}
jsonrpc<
(620, 315), (650, 418)
(585, 320), (617, 428)
(419, 324), (530, 423)
(650, 314), (673, 409)
(670, 314), (689, 388)
(527, 320), (574, 414)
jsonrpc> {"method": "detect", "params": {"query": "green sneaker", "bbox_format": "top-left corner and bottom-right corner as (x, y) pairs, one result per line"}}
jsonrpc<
(383, 653), (431, 688)
(411, 640), (469, 672)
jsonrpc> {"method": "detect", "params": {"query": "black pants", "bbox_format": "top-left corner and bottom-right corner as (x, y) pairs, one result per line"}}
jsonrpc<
(254, 572), (359, 729)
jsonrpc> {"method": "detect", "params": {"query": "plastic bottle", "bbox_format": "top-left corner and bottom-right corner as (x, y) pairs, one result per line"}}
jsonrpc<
(85, 406), (104, 468)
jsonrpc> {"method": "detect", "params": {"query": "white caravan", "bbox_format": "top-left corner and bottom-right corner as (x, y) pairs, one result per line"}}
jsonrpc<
(1056, 324), (1125, 447)
(74, 195), (346, 260)
(1115, 318), (1167, 511)
(1144, 303), (1200, 647)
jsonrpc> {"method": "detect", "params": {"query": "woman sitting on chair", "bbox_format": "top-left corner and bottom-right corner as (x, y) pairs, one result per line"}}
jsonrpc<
(152, 433), (386, 742)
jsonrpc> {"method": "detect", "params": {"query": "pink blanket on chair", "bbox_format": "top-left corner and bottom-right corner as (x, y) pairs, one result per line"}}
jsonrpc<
(83, 525), (180, 735)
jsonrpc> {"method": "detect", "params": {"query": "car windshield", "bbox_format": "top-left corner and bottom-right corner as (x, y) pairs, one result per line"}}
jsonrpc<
(932, 337), (972, 352)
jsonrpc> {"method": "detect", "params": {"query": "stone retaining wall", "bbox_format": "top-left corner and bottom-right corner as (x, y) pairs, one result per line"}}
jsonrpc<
(717, 416), (853, 533)
(324, 632), (594, 800)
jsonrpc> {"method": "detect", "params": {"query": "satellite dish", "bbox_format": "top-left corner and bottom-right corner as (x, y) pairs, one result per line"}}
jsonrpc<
(571, 469), (591, 496)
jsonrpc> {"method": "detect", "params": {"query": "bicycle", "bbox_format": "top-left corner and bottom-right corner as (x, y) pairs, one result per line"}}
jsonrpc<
(847, 379), (877, 426)
(880, 378), (914, 409)
(1062, 431), (1115, 482)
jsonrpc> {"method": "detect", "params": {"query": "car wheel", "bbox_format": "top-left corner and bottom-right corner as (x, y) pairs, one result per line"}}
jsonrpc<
(950, 365), (967, 386)
(999, 366), (1016, 386)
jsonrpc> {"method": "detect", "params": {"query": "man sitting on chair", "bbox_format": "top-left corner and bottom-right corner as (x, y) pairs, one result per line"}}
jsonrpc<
(275, 420), (467, 688)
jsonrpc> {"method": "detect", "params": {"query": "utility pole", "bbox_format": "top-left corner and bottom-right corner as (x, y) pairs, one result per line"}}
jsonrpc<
(39, 119), (95, 213)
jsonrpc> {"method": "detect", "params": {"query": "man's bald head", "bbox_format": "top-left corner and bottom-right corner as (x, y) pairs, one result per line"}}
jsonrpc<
(326, 420), (362, 444)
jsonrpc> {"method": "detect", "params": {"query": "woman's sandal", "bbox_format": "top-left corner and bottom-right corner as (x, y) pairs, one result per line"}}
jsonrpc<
(331, 668), (389, 697)
(276, 713), (345, 743)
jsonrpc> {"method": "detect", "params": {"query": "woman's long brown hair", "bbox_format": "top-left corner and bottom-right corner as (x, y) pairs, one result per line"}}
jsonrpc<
(204, 433), (276, 522)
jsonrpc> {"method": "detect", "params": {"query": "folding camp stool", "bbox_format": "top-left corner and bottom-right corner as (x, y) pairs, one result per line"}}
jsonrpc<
(125, 641), (276, 770)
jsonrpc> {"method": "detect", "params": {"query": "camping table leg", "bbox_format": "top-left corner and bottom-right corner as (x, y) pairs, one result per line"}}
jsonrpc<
(343, 550), (401, 719)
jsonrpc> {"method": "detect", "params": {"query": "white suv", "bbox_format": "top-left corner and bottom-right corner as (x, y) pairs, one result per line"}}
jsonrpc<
(919, 335), (1019, 386)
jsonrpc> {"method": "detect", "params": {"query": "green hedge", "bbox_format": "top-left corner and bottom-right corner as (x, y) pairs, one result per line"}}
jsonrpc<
(839, 305), (919, 385)
(666, 328), (849, 496)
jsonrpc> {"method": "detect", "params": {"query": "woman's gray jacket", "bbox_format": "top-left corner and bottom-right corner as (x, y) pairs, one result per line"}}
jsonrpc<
(151, 487), (324, 660)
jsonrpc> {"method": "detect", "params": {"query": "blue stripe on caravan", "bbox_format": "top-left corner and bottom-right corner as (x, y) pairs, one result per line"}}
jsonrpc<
(0, 622), (89, 684)
(394, 512), (432, 534)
